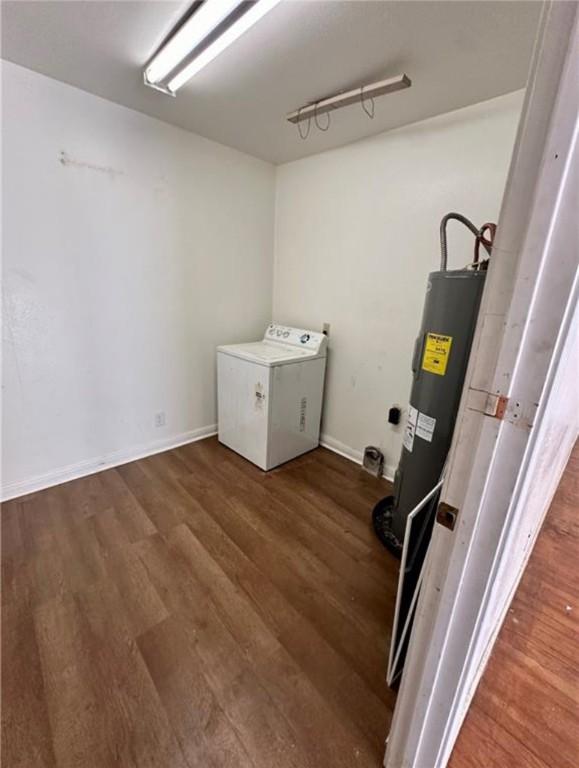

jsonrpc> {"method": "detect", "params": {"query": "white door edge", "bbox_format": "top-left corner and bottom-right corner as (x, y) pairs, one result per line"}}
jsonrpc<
(384, 3), (579, 766)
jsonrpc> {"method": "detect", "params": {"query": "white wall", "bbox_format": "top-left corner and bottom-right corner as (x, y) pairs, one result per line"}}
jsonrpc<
(1, 62), (275, 498)
(1, 62), (523, 498)
(273, 92), (523, 476)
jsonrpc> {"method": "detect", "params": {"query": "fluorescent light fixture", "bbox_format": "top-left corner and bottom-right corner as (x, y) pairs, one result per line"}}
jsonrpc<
(145, 0), (241, 86)
(145, 0), (282, 95)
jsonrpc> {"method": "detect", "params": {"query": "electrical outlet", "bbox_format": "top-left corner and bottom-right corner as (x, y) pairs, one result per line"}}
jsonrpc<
(154, 411), (166, 428)
(322, 322), (331, 336)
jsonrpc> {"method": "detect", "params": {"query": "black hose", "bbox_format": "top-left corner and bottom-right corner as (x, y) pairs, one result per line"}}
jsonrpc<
(439, 213), (481, 271)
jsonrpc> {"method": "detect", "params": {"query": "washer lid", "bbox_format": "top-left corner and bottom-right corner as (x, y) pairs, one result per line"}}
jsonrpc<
(217, 340), (321, 366)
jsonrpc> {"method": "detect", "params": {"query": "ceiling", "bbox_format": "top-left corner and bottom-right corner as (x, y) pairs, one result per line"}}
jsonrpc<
(1, 1), (541, 164)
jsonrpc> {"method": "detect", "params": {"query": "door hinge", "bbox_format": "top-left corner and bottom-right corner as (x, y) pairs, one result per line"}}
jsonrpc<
(484, 393), (509, 420)
(466, 389), (509, 419)
(467, 389), (535, 428)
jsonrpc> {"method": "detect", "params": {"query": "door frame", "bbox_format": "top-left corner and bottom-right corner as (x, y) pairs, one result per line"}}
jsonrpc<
(385, 3), (579, 766)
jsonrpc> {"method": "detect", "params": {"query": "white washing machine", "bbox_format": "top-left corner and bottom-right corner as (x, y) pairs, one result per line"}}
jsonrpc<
(217, 324), (327, 470)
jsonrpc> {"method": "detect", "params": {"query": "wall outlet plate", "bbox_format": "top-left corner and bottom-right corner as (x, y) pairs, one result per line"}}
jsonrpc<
(322, 322), (331, 336)
(154, 411), (166, 428)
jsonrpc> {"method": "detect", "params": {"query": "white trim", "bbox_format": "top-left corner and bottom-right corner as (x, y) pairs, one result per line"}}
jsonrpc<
(320, 432), (396, 481)
(385, 3), (579, 766)
(1, 424), (217, 501)
(439, 277), (578, 765)
(320, 433), (364, 463)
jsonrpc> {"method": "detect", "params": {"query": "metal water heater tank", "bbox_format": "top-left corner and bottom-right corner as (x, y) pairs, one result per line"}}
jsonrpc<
(391, 267), (486, 542)
(374, 213), (495, 685)
(374, 213), (493, 557)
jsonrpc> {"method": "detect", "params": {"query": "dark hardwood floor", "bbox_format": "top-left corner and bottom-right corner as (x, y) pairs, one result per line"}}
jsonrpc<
(450, 441), (579, 768)
(1, 438), (397, 768)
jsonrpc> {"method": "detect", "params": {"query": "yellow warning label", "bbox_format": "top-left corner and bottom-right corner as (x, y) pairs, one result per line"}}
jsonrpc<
(422, 333), (453, 376)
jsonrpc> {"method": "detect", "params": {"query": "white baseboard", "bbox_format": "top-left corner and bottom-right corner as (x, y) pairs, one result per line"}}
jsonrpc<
(320, 433), (396, 482)
(1, 425), (217, 502)
(2, 427), (392, 502)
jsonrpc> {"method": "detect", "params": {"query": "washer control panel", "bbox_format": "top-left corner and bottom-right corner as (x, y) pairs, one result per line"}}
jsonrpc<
(264, 324), (327, 354)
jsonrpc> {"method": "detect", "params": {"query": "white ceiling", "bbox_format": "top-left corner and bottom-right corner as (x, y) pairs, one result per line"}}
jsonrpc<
(1, 0), (541, 164)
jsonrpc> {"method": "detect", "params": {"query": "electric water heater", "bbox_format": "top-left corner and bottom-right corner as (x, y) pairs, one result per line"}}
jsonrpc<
(374, 213), (496, 685)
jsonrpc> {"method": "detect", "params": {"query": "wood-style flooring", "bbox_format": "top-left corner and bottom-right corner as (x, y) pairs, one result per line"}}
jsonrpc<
(1, 438), (398, 768)
(450, 441), (579, 768)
